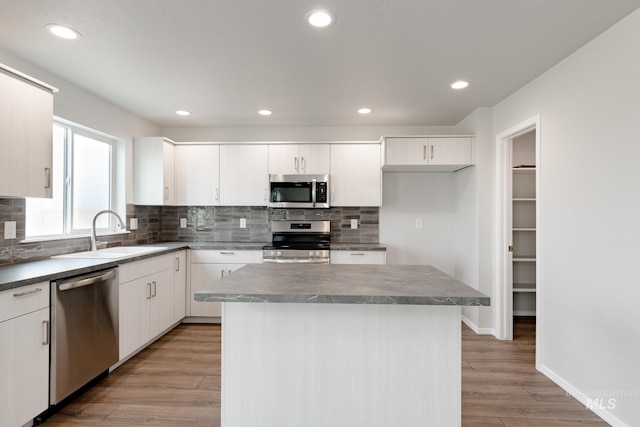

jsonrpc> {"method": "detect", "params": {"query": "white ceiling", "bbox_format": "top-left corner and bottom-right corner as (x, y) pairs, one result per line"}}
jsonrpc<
(0, 0), (639, 128)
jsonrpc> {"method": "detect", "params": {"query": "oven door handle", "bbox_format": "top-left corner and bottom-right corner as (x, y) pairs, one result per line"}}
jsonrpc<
(58, 269), (116, 291)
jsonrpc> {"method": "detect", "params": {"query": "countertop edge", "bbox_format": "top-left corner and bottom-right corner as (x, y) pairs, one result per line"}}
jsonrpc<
(195, 293), (490, 306)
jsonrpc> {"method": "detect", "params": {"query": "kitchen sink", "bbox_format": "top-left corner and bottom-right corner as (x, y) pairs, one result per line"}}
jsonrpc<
(53, 246), (169, 260)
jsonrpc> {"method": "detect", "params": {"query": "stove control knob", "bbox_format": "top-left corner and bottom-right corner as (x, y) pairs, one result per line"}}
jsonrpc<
(277, 251), (283, 257)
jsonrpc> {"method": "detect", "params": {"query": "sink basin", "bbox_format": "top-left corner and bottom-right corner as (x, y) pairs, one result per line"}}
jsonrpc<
(53, 246), (169, 260)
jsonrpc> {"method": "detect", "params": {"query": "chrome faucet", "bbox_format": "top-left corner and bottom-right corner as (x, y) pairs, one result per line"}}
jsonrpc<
(91, 210), (126, 251)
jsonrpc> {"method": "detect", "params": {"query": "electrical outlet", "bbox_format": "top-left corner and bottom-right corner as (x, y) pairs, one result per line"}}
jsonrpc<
(130, 218), (138, 230)
(4, 221), (16, 239)
(350, 219), (358, 229)
(180, 218), (187, 228)
(415, 219), (423, 229)
(240, 218), (247, 228)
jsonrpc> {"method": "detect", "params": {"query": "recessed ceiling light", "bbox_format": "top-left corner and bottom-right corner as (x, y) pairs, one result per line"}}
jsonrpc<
(358, 108), (372, 115)
(451, 80), (469, 90)
(305, 10), (335, 28)
(46, 24), (81, 40)
(258, 109), (272, 116)
(176, 110), (191, 116)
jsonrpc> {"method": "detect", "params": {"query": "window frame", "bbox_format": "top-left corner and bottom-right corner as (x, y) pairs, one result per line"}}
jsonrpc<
(25, 117), (122, 240)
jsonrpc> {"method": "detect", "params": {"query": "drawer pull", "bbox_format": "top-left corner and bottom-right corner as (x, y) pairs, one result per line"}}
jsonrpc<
(350, 253), (366, 256)
(13, 287), (43, 298)
(220, 251), (235, 255)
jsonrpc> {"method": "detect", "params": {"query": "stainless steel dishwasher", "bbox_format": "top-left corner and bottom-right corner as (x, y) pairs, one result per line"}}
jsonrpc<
(50, 267), (119, 405)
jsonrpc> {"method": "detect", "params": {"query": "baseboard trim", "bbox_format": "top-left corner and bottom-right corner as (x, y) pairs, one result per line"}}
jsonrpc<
(461, 315), (494, 335)
(538, 363), (630, 427)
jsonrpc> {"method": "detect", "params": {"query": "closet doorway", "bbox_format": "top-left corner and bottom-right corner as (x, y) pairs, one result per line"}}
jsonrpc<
(495, 115), (541, 364)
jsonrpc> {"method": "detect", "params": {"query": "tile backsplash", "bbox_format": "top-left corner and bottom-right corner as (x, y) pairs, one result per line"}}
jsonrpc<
(0, 197), (378, 266)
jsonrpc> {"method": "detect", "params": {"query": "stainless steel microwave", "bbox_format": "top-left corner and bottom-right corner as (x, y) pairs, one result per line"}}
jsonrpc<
(269, 174), (330, 208)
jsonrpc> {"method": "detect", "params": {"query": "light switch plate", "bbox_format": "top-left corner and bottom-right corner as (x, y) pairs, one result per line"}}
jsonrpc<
(4, 221), (17, 239)
(180, 218), (187, 228)
(130, 218), (138, 230)
(415, 219), (423, 229)
(240, 218), (247, 228)
(351, 219), (358, 229)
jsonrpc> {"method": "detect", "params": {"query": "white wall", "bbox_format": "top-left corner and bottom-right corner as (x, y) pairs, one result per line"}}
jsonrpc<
(490, 9), (640, 426)
(454, 107), (494, 332)
(0, 48), (160, 205)
(379, 172), (456, 274)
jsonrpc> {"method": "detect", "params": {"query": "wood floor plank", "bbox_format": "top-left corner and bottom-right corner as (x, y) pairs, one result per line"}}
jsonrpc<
(101, 404), (219, 426)
(462, 416), (506, 427)
(44, 402), (119, 424)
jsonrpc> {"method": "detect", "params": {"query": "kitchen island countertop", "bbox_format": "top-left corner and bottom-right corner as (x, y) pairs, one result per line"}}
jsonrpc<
(194, 263), (489, 306)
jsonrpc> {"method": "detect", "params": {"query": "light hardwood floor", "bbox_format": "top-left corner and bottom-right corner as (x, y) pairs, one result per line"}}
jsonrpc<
(41, 318), (608, 426)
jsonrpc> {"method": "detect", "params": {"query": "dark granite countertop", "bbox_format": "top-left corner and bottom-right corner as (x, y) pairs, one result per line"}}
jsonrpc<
(194, 263), (489, 306)
(0, 243), (189, 292)
(0, 241), (387, 292)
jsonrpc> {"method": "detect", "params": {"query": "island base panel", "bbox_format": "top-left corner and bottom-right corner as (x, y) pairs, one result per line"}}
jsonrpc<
(221, 302), (461, 427)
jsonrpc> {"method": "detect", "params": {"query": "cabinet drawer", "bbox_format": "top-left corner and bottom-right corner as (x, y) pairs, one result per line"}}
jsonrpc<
(0, 282), (50, 323)
(119, 253), (174, 283)
(190, 250), (262, 264)
(330, 251), (386, 265)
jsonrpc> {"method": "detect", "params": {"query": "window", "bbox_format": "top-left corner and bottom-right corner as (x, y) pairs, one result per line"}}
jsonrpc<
(26, 119), (119, 238)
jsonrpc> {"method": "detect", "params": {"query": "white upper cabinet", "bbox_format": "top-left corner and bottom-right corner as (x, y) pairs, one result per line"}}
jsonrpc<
(219, 144), (269, 206)
(330, 144), (382, 207)
(382, 136), (473, 172)
(133, 137), (175, 205)
(268, 144), (331, 175)
(0, 64), (56, 198)
(175, 144), (220, 206)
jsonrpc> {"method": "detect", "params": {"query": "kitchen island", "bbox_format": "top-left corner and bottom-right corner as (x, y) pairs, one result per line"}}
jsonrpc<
(195, 263), (489, 427)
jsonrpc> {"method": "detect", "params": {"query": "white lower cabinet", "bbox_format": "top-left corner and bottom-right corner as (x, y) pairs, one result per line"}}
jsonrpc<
(189, 250), (262, 318)
(174, 250), (187, 322)
(119, 254), (175, 360)
(330, 250), (387, 265)
(0, 282), (50, 427)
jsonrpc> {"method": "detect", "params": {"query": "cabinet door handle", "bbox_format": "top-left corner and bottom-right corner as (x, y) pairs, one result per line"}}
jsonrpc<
(215, 188), (219, 201)
(301, 157), (306, 173)
(152, 281), (157, 298)
(42, 320), (49, 346)
(13, 287), (43, 297)
(175, 257), (180, 272)
(164, 186), (169, 200)
(423, 145), (427, 160)
(44, 167), (51, 189)
(221, 270), (225, 278)
(263, 187), (268, 202)
(430, 145), (434, 160)
(228, 269), (232, 276)
(146, 282), (152, 299)
(294, 157), (299, 173)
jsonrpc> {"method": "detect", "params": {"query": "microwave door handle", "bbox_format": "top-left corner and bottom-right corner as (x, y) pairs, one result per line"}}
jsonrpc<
(312, 178), (317, 207)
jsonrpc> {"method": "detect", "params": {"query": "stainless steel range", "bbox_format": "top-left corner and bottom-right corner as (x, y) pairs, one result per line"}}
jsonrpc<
(263, 220), (330, 264)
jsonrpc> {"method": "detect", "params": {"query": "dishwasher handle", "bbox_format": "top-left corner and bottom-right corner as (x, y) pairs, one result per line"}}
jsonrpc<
(58, 269), (117, 292)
